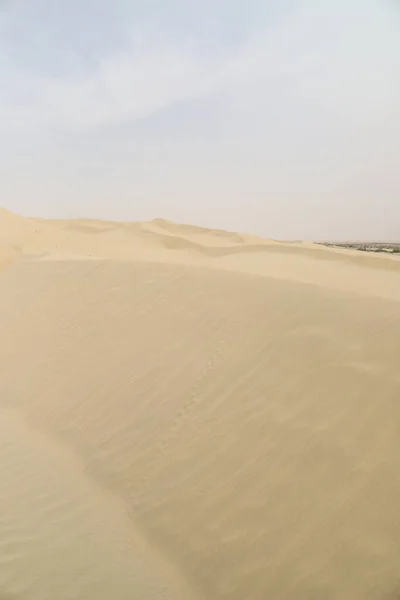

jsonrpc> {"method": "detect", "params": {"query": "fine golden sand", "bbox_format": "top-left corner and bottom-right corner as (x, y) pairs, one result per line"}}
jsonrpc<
(0, 207), (400, 599)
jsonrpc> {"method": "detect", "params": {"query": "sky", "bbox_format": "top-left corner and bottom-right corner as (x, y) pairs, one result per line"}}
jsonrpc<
(0, 0), (399, 240)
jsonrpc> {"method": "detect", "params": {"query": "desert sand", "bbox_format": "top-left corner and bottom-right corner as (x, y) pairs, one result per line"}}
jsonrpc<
(0, 207), (399, 599)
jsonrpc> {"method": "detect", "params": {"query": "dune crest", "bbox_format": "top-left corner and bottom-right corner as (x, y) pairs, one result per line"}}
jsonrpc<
(0, 208), (400, 599)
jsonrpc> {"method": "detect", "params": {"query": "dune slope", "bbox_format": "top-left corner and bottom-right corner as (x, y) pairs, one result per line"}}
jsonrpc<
(0, 210), (400, 599)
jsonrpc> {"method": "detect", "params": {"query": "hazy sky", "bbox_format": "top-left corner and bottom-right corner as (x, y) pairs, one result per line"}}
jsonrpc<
(0, 0), (399, 239)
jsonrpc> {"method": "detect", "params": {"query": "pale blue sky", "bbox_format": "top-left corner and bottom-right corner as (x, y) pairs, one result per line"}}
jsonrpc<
(1, 0), (399, 239)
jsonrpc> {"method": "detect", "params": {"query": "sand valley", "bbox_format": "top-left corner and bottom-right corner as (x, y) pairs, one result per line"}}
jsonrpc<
(0, 208), (400, 599)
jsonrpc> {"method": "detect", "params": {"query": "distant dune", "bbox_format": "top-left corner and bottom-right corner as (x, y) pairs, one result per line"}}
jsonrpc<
(1, 208), (400, 599)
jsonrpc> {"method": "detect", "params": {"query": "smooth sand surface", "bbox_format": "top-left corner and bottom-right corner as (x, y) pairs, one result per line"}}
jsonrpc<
(1, 208), (400, 599)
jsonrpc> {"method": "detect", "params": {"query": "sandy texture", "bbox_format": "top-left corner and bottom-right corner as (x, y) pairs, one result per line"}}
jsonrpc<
(0, 208), (400, 599)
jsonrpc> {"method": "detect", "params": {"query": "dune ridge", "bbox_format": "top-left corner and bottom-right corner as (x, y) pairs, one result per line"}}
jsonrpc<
(0, 208), (400, 599)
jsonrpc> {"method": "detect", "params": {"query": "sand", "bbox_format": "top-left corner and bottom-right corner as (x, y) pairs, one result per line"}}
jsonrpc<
(0, 208), (399, 600)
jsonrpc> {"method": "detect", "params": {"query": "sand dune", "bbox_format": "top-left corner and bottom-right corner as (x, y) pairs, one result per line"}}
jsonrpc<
(0, 209), (400, 599)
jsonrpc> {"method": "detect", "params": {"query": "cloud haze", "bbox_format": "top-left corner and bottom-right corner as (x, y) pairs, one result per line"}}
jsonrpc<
(0, 0), (399, 239)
